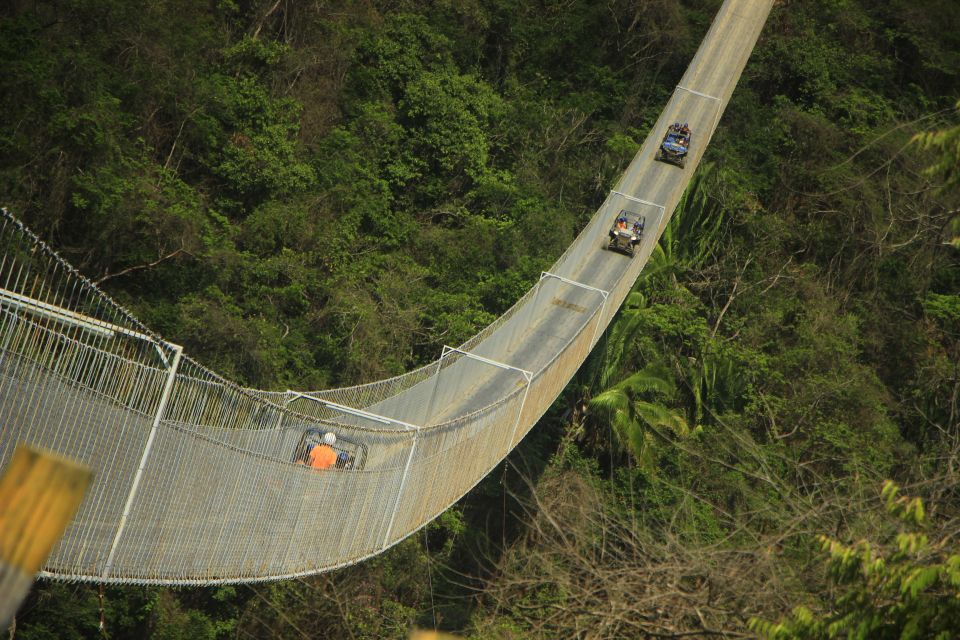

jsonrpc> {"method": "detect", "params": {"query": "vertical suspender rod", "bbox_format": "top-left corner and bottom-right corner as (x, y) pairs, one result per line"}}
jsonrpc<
(102, 343), (183, 579)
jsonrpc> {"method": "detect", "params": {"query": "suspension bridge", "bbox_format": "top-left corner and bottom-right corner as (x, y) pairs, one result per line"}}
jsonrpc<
(0, 0), (773, 585)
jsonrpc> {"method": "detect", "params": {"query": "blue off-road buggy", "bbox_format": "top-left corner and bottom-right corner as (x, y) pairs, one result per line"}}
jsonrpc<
(654, 122), (691, 168)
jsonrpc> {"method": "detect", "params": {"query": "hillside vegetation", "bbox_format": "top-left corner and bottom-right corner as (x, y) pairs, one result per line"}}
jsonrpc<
(2, 0), (959, 638)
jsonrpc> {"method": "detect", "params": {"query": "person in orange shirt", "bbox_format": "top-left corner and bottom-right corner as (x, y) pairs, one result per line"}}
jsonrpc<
(309, 432), (338, 469)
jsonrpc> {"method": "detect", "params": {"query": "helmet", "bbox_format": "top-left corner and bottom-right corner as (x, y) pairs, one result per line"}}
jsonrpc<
(323, 432), (337, 446)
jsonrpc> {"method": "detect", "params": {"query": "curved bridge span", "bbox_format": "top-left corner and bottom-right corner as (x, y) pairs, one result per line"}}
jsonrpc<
(0, 0), (773, 584)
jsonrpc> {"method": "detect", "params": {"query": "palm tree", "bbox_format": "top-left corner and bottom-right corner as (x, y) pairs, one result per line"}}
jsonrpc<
(579, 164), (735, 465)
(588, 363), (688, 471)
(565, 289), (648, 434)
(643, 162), (727, 285)
(680, 347), (746, 429)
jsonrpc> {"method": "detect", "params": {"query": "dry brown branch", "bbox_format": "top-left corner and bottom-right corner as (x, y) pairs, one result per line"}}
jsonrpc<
(252, 0), (283, 40)
(95, 243), (191, 285)
(479, 415), (960, 639)
(472, 468), (800, 638)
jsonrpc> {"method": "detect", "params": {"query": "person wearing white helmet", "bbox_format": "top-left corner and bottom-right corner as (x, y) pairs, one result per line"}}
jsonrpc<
(309, 432), (338, 469)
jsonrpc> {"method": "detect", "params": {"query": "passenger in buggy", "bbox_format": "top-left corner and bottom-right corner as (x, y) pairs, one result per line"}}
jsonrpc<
(335, 451), (353, 469)
(308, 432), (338, 469)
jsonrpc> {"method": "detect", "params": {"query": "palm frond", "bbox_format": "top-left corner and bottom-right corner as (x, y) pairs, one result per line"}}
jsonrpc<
(588, 388), (630, 415)
(647, 162), (727, 277)
(635, 400), (689, 438)
(613, 364), (675, 398)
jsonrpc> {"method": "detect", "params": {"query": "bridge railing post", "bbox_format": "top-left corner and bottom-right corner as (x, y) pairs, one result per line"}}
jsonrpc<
(439, 346), (534, 452)
(539, 272), (611, 349)
(675, 84), (722, 133)
(283, 392), (421, 551)
(101, 342), (183, 579)
(383, 423), (419, 548)
(421, 357), (445, 426)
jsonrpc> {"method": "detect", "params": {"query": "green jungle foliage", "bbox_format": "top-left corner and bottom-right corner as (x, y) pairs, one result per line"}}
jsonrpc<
(1, 0), (958, 637)
(751, 481), (960, 640)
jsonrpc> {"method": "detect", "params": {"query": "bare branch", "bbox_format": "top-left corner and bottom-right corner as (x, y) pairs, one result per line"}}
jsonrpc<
(96, 243), (191, 285)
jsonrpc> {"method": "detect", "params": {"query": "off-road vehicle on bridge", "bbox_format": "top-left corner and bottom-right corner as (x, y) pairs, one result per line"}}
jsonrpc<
(293, 427), (367, 470)
(654, 122), (691, 168)
(607, 209), (646, 257)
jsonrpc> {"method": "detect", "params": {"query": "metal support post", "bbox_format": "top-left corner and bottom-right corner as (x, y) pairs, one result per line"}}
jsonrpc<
(0, 299), (23, 372)
(0, 288), (157, 343)
(0, 287), (170, 366)
(441, 346), (531, 375)
(287, 393), (419, 431)
(675, 85), (721, 102)
(590, 295), (611, 350)
(610, 191), (666, 214)
(540, 272), (611, 346)
(421, 357), (445, 426)
(382, 423), (419, 547)
(540, 271), (609, 297)
(285, 392), (422, 548)
(101, 342), (183, 579)
(273, 390), (297, 431)
(441, 346), (534, 450)
(504, 275), (549, 356)
(675, 85), (724, 141)
(510, 375), (534, 449)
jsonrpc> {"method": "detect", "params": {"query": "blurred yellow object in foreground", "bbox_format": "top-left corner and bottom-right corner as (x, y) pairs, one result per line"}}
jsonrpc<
(0, 445), (92, 626)
(410, 630), (461, 639)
